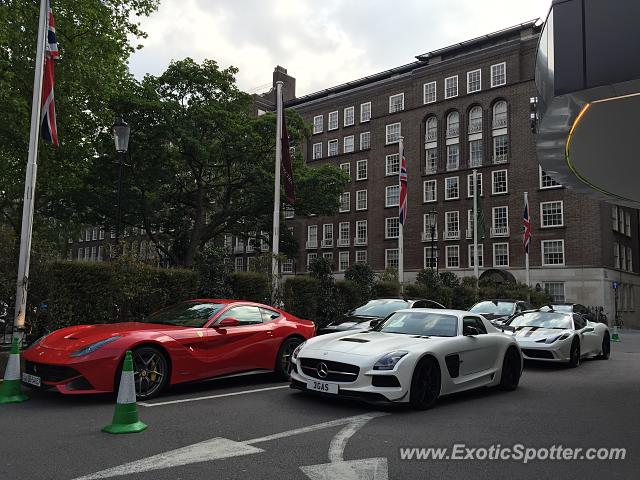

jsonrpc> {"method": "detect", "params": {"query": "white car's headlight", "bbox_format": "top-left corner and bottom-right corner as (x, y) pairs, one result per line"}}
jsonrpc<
(292, 341), (306, 360)
(537, 333), (571, 344)
(373, 350), (409, 370)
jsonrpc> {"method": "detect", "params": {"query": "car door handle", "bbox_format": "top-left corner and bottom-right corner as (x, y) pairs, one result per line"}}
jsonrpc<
(267, 330), (274, 336)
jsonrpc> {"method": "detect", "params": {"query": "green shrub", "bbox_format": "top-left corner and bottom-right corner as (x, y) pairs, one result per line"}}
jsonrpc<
(335, 280), (361, 315)
(229, 271), (270, 303)
(403, 283), (429, 298)
(283, 275), (320, 322)
(194, 245), (232, 298)
(373, 280), (401, 298)
(344, 263), (375, 302)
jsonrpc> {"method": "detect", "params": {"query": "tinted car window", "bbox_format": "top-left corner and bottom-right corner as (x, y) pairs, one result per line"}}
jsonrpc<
(350, 299), (410, 318)
(142, 302), (225, 327)
(573, 314), (586, 330)
(509, 312), (573, 329)
(260, 307), (280, 323)
(217, 306), (263, 325)
(412, 300), (445, 309)
(463, 316), (487, 334)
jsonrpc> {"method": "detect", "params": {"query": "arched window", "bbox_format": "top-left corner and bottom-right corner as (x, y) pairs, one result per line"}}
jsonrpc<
(446, 111), (459, 138)
(425, 117), (438, 142)
(469, 106), (483, 133)
(492, 101), (507, 129)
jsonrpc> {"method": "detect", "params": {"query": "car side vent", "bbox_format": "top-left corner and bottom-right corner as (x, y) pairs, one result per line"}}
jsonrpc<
(339, 338), (370, 343)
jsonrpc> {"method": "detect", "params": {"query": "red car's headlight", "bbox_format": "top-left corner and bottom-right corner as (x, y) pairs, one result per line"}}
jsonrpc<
(70, 336), (122, 357)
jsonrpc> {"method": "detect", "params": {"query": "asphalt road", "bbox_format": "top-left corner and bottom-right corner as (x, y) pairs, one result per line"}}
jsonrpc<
(1, 330), (639, 480)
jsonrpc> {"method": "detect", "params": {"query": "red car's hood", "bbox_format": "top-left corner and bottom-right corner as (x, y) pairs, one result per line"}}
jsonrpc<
(40, 322), (184, 352)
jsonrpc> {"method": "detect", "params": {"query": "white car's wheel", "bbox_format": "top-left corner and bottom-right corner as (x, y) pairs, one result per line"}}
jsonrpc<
(598, 333), (611, 360)
(568, 339), (581, 368)
(499, 347), (521, 391)
(409, 357), (441, 410)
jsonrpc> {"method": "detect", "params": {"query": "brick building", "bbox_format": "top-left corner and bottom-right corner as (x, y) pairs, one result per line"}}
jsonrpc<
(246, 20), (640, 327)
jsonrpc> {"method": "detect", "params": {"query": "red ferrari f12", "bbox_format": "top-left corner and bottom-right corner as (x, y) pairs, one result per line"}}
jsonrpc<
(22, 300), (315, 399)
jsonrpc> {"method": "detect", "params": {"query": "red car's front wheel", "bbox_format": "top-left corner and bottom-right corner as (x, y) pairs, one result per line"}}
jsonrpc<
(275, 337), (303, 379)
(116, 346), (169, 400)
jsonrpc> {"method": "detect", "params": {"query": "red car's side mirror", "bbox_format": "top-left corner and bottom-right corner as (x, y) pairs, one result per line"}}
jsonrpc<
(217, 317), (240, 328)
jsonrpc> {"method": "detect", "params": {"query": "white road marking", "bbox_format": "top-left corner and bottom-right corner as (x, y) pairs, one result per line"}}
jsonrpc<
(137, 384), (289, 407)
(72, 412), (389, 480)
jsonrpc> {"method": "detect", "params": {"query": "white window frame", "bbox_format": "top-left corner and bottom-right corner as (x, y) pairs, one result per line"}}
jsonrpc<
(307, 253), (317, 271)
(445, 211), (460, 238)
(385, 249), (399, 269)
(328, 111), (338, 130)
(467, 69), (481, 93)
(444, 75), (458, 99)
(543, 282), (565, 303)
(328, 139), (338, 157)
(356, 159), (368, 180)
(541, 239), (565, 266)
(234, 256), (244, 272)
(338, 251), (349, 272)
(493, 242), (510, 267)
(490, 62), (507, 87)
(307, 225), (318, 248)
(355, 250), (367, 264)
(313, 115), (323, 134)
(344, 106), (355, 127)
(312, 142), (322, 160)
(446, 143), (460, 171)
(343, 135), (355, 153)
(360, 131), (370, 150)
(423, 81), (436, 104)
(492, 206), (509, 234)
(445, 176), (459, 200)
(385, 217), (399, 239)
(386, 122), (401, 144)
(423, 180), (437, 203)
(356, 220), (368, 244)
(339, 192), (351, 213)
(540, 200), (564, 228)
(467, 173), (483, 198)
(385, 153), (400, 176)
(356, 189), (368, 211)
(468, 244), (484, 268)
(539, 166), (562, 189)
(491, 169), (508, 195)
(389, 93), (404, 113)
(340, 162), (351, 179)
(385, 185), (400, 208)
(445, 245), (460, 268)
(360, 102), (371, 123)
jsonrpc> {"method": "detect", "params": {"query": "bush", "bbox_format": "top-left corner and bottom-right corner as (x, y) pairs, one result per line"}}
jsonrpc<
(335, 280), (361, 315)
(403, 283), (429, 298)
(283, 275), (320, 322)
(229, 271), (270, 304)
(344, 263), (375, 302)
(373, 280), (400, 298)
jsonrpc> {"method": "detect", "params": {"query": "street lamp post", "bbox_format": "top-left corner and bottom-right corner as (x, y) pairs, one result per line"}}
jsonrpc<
(428, 210), (438, 273)
(112, 117), (130, 248)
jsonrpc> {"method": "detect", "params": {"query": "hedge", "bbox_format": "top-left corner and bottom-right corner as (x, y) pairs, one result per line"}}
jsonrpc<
(229, 272), (270, 304)
(282, 275), (320, 321)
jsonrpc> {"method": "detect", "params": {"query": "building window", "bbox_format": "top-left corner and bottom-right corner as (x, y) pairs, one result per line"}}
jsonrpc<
(283, 206), (295, 219)
(312, 142), (322, 160)
(618, 207), (625, 232)
(356, 159), (368, 180)
(235, 256), (244, 272)
(328, 111), (338, 130)
(385, 185), (400, 207)
(328, 139), (338, 156)
(356, 190), (368, 210)
(446, 245), (460, 268)
(356, 220), (367, 244)
(445, 176), (459, 200)
(445, 75), (458, 99)
(424, 148), (438, 175)
(423, 81), (436, 104)
(307, 225), (318, 249)
(360, 102), (371, 123)
(468, 244), (484, 267)
(385, 249), (399, 269)
(338, 251), (349, 271)
(385, 217), (399, 239)
(281, 259), (294, 274)
(445, 211), (460, 239)
(340, 162), (351, 179)
(539, 166), (561, 189)
(385, 153), (400, 176)
(469, 139), (483, 167)
(339, 192), (350, 212)
(99, 229), (105, 240)
(85, 228), (91, 241)
(542, 240), (565, 266)
(625, 211), (631, 236)
(423, 246), (438, 269)
(389, 93), (404, 113)
(467, 173), (483, 198)
(355, 250), (367, 264)
(446, 111), (459, 138)
(423, 213), (438, 239)
(543, 282), (565, 302)
(338, 222), (350, 247)
(491, 62), (507, 87)
(322, 224), (334, 247)
(343, 135), (354, 153)
(469, 106), (483, 134)
(612, 206), (619, 232)
(491, 169), (508, 194)
(313, 115), (323, 134)
(493, 243), (509, 267)
(627, 247), (633, 271)
(541, 201), (564, 228)
(613, 243), (620, 269)
(467, 69), (481, 93)
(307, 253), (317, 270)
(425, 117), (437, 142)
(621, 246), (627, 272)
(386, 122), (401, 144)
(493, 135), (509, 163)
(492, 206), (509, 237)
(423, 180), (437, 203)
(446, 144), (460, 171)
(492, 101), (508, 129)
(360, 131), (370, 150)
(344, 106), (354, 126)
(77, 248), (83, 260)
(91, 228), (98, 241)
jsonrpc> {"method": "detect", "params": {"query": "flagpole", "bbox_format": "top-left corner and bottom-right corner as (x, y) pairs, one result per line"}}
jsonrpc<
(524, 191), (531, 287)
(13, 0), (49, 343)
(398, 136), (404, 292)
(473, 169), (479, 281)
(271, 81), (284, 305)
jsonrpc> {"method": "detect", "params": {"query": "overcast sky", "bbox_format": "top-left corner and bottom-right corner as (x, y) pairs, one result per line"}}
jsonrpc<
(128, 0), (550, 97)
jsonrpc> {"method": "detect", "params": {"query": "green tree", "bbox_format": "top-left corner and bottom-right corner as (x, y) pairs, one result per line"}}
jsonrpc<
(344, 263), (375, 302)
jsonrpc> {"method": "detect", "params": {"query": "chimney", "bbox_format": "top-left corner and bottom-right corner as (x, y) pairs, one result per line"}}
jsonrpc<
(273, 66), (296, 102)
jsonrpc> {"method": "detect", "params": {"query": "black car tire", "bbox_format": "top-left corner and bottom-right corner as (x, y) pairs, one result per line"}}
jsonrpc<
(409, 357), (441, 410)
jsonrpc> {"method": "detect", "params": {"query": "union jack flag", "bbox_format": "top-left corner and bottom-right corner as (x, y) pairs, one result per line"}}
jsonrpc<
(523, 194), (532, 254)
(399, 148), (408, 225)
(41, 1), (59, 146)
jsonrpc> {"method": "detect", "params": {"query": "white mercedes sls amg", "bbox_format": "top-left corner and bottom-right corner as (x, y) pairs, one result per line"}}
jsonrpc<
(504, 308), (611, 366)
(290, 309), (523, 409)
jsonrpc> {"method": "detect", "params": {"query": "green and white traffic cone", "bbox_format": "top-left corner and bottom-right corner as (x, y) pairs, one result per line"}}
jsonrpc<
(102, 350), (147, 434)
(0, 337), (29, 404)
(611, 325), (621, 342)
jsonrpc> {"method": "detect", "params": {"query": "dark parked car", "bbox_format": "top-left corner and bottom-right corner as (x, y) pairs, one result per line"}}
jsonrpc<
(318, 298), (446, 334)
(468, 299), (533, 326)
(544, 303), (595, 322)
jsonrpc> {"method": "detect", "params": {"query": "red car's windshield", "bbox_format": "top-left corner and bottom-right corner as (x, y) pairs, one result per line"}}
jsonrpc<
(141, 302), (225, 327)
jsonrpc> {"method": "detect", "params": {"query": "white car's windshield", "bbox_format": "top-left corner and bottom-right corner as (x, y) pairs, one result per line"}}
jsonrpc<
(378, 312), (458, 337)
(509, 312), (572, 329)
(469, 301), (515, 315)
(350, 299), (410, 318)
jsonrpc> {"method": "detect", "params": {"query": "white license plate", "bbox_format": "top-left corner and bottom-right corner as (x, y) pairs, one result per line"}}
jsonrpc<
(307, 380), (338, 394)
(22, 373), (41, 387)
